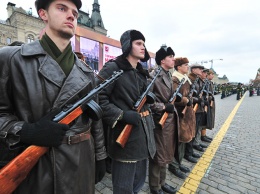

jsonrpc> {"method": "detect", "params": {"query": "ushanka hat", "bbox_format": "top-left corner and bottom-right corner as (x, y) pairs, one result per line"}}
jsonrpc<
(35, 0), (82, 12)
(120, 30), (150, 62)
(155, 46), (175, 65)
(174, 57), (189, 67)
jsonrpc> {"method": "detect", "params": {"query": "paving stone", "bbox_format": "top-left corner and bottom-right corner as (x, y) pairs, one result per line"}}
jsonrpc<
(217, 184), (241, 194)
(207, 186), (227, 194)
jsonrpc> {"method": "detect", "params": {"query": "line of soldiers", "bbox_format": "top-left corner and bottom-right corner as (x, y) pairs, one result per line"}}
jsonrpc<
(94, 29), (217, 193)
(146, 47), (216, 194)
(98, 33), (217, 193)
(220, 82), (247, 100)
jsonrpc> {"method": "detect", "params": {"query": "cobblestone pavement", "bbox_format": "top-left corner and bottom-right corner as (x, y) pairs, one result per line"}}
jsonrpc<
(95, 92), (260, 194)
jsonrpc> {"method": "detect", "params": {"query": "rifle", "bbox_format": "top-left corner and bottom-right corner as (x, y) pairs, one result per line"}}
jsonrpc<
(0, 70), (123, 194)
(203, 79), (210, 112)
(193, 78), (207, 112)
(159, 78), (185, 128)
(181, 76), (199, 116)
(116, 67), (162, 148)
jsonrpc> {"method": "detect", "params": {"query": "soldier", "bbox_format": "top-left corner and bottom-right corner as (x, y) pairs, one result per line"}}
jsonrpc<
(149, 46), (178, 194)
(0, 0), (107, 193)
(98, 29), (156, 194)
(221, 83), (227, 99)
(168, 57), (196, 180)
(236, 82), (243, 100)
(201, 69), (215, 142)
(188, 65), (208, 153)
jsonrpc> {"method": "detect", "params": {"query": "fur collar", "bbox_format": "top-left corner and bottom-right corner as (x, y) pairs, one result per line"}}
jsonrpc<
(188, 72), (198, 82)
(114, 55), (150, 78)
(173, 70), (192, 85)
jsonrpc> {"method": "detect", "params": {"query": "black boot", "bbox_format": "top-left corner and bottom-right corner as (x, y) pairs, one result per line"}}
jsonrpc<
(168, 167), (186, 179)
(161, 183), (177, 194)
(179, 165), (190, 173)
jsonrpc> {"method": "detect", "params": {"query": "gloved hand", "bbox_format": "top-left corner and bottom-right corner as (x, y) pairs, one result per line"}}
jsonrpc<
(193, 97), (202, 103)
(187, 98), (193, 106)
(211, 96), (215, 101)
(95, 159), (106, 184)
(165, 103), (175, 113)
(121, 110), (141, 126)
(204, 100), (209, 106)
(20, 109), (69, 147)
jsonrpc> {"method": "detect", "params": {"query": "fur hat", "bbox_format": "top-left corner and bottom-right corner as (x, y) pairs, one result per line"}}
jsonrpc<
(35, 0), (82, 12)
(190, 64), (204, 70)
(120, 30), (150, 62)
(174, 57), (189, 67)
(155, 46), (175, 65)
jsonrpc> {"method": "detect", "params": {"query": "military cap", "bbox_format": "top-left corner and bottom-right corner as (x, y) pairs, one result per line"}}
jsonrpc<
(190, 64), (204, 70)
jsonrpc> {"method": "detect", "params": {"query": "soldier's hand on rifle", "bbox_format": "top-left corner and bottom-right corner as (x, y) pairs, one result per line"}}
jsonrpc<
(121, 110), (141, 126)
(19, 109), (69, 147)
(203, 100), (209, 106)
(164, 103), (175, 113)
(187, 97), (193, 106)
(193, 97), (202, 103)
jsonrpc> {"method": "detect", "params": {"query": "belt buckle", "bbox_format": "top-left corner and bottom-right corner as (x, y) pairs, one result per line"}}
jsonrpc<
(68, 135), (72, 145)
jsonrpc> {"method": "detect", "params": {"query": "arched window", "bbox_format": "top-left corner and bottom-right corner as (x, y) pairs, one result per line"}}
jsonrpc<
(27, 34), (34, 43)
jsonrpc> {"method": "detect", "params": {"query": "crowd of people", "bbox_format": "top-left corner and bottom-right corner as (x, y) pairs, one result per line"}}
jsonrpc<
(0, 0), (216, 194)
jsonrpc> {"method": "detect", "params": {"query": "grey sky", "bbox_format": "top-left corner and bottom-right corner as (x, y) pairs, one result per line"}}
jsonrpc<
(1, 0), (259, 83)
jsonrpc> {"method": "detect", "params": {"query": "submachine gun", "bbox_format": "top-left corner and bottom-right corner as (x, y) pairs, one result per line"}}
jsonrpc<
(181, 76), (199, 116)
(193, 78), (208, 112)
(159, 78), (185, 128)
(116, 67), (162, 148)
(0, 70), (123, 194)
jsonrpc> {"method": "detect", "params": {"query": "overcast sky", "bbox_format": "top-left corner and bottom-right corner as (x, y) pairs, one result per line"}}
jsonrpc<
(1, 0), (259, 83)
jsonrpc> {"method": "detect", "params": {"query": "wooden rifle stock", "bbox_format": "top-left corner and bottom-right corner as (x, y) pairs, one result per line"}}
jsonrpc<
(210, 100), (214, 107)
(181, 105), (188, 116)
(159, 110), (170, 128)
(0, 117), (71, 194)
(193, 103), (199, 112)
(0, 70), (123, 193)
(116, 124), (133, 148)
(116, 97), (146, 148)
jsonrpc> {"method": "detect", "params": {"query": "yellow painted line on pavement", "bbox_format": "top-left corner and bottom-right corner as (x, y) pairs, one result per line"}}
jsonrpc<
(177, 94), (246, 194)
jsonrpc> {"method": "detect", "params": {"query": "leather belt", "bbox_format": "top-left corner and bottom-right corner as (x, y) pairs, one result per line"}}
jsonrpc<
(62, 131), (91, 145)
(140, 110), (149, 117)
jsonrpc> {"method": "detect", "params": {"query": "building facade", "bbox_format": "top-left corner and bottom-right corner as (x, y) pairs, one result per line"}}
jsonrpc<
(0, 1), (156, 71)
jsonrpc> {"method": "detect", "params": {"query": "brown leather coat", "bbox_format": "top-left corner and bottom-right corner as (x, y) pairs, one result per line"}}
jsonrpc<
(150, 69), (178, 166)
(172, 76), (196, 143)
(0, 41), (106, 194)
